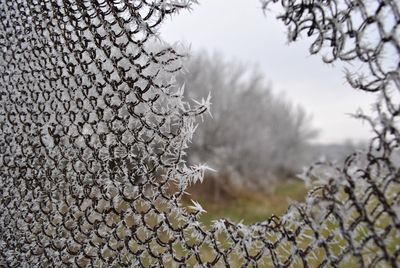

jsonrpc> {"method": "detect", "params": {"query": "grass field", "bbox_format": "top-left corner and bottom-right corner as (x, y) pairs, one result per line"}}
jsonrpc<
(184, 179), (308, 226)
(181, 179), (398, 267)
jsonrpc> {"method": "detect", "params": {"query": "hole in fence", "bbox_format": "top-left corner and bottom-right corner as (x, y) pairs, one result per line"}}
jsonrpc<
(161, 0), (375, 225)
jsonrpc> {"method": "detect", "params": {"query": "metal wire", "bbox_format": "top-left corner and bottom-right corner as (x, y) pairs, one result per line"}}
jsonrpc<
(0, 0), (399, 266)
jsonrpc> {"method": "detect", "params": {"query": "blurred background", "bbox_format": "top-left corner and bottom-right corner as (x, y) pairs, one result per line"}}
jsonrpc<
(159, 0), (376, 225)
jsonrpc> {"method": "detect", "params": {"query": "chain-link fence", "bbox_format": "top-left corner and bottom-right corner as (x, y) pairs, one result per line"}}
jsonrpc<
(0, 0), (399, 266)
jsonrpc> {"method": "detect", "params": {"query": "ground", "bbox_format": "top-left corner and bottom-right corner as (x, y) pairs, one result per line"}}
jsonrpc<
(184, 179), (308, 226)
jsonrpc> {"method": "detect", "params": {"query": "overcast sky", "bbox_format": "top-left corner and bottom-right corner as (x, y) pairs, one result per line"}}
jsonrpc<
(159, 0), (377, 144)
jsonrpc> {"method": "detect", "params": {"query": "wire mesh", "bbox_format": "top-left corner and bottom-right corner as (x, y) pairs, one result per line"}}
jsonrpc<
(0, 0), (399, 266)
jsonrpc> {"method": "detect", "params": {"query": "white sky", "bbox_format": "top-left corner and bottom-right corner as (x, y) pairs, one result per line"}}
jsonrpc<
(159, 0), (378, 144)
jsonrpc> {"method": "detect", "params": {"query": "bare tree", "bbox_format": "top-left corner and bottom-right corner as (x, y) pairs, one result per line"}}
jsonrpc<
(176, 52), (318, 190)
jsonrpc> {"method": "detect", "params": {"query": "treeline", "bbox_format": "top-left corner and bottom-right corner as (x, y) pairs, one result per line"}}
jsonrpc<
(175, 52), (318, 194)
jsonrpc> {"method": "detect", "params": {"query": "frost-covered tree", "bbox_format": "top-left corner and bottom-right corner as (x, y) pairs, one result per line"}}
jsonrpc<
(177, 52), (317, 188)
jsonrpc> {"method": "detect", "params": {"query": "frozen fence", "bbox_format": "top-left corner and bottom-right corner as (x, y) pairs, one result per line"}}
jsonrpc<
(0, 0), (399, 266)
